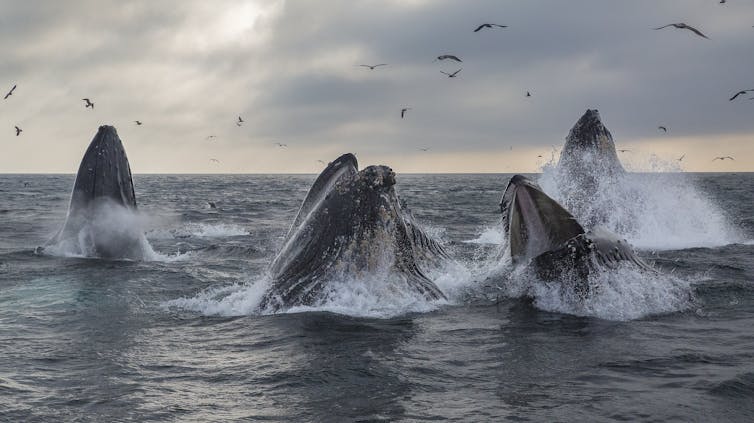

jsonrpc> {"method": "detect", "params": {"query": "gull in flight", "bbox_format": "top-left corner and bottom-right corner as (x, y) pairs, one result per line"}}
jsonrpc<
(359, 64), (387, 70)
(474, 23), (508, 32)
(237, 116), (244, 126)
(658, 126), (667, 132)
(401, 107), (411, 118)
(134, 120), (142, 125)
(712, 156), (734, 161)
(435, 55), (462, 62)
(4, 84), (16, 100)
(209, 158), (221, 163)
(654, 23), (709, 39)
(440, 69), (462, 78)
(206, 135), (217, 140)
(618, 149), (631, 153)
(82, 98), (94, 109)
(14, 126), (22, 136)
(678, 154), (685, 162)
(274, 142), (287, 148)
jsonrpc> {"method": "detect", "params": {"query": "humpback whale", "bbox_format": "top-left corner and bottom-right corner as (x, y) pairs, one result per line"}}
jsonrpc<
(45, 125), (147, 260)
(558, 109), (624, 175)
(501, 174), (653, 296)
(260, 153), (448, 310)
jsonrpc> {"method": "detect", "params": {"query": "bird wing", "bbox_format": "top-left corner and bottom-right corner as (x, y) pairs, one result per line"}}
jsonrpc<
(653, 24), (674, 30)
(729, 91), (744, 101)
(684, 25), (709, 39)
(473, 24), (487, 32)
(726, 156), (735, 160)
(493, 24), (508, 28)
(451, 69), (462, 76)
(375, 64), (387, 67)
(440, 71), (449, 76)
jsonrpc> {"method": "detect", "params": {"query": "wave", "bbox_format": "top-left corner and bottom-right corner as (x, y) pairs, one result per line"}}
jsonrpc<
(147, 223), (250, 240)
(463, 227), (504, 245)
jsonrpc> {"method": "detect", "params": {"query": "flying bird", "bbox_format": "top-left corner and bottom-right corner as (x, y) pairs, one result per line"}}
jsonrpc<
(274, 142), (287, 148)
(618, 149), (631, 153)
(209, 158), (221, 163)
(526, 91), (531, 97)
(712, 156), (734, 161)
(238, 116), (244, 124)
(358, 64), (387, 70)
(134, 120), (142, 125)
(401, 107), (411, 118)
(473, 23), (508, 32)
(435, 55), (462, 62)
(653, 23), (709, 39)
(206, 135), (217, 140)
(4, 85), (16, 99)
(14, 126), (22, 136)
(658, 126), (667, 132)
(678, 154), (685, 162)
(729, 90), (754, 101)
(82, 98), (94, 109)
(419, 147), (430, 151)
(317, 160), (325, 164)
(440, 69), (462, 78)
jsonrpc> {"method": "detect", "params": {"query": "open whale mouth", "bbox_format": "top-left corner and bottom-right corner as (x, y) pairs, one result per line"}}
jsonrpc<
(501, 175), (584, 263)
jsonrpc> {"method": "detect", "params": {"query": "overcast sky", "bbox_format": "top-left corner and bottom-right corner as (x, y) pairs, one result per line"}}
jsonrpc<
(1, 0), (752, 173)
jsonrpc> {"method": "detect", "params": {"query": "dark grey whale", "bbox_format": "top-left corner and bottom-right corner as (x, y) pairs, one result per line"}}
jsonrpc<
(501, 174), (653, 296)
(260, 153), (447, 310)
(45, 125), (146, 259)
(558, 109), (624, 175)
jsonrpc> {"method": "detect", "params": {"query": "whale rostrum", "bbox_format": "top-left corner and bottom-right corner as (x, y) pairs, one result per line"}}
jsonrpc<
(45, 125), (146, 259)
(261, 153), (448, 310)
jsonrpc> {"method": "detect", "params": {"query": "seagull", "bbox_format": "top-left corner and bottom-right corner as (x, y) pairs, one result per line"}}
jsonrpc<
(537, 155), (543, 158)
(317, 160), (325, 164)
(206, 135), (217, 140)
(82, 98), (94, 109)
(712, 156), (734, 161)
(678, 154), (685, 162)
(419, 147), (430, 151)
(237, 116), (244, 126)
(654, 23), (709, 39)
(4, 85), (16, 100)
(440, 69), (462, 78)
(729, 90), (754, 101)
(401, 107), (411, 118)
(618, 149), (631, 153)
(359, 64), (387, 70)
(658, 126), (667, 132)
(435, 55), (462, 62)
(274, 142), (287, 148)
(207, 201), (217, 209)
(209, 158), (221, 163)
(526, 91), (531, 97)
(14, 126), (22, 136)
(134, 120), (142, 125)
(473, 23), (508, 32)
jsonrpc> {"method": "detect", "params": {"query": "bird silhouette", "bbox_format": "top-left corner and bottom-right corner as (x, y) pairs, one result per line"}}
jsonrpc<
(206, 135), (217, 140)
(209, 158), (221, 163)
(82, 98), (94, 109)
(729, 90), (754, 101)
(14, 126), (22, 136)
(678, 154), (686, 162)
(440, 69), (462, 78)
(435, 55), (462, 62)
(526, 91), (531, 97)
(238, 116), (244, 124)
(134, 120), (142, 125)
(658, 126), (667, 132)
(274, 142), (287, 148)
(4, 85), (16, 100)
(712, 156), (734, 161)
(474, 23), (508, 32)
(654, 23), (709, 39)
(207, 201), (217, 209)
(401, 107), (411, 118)
(358, 64), (387, 70)
(618, 149), (631, 153)
(317, 160), (325, 164)
(419, 147), (430, 151)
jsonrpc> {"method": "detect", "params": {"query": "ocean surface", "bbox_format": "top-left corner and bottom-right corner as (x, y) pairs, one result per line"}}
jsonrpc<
(1, 172), (753, 422)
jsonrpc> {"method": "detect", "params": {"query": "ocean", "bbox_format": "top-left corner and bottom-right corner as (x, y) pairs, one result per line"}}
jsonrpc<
(1, 172), (753, 422)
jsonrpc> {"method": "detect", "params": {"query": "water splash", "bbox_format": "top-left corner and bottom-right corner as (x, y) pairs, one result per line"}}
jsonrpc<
(539, 157), (741, 250)
(494, 263), (694, 321)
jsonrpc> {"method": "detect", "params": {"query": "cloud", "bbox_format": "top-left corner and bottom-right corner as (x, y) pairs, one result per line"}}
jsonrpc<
(0, 0), (752, 173)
